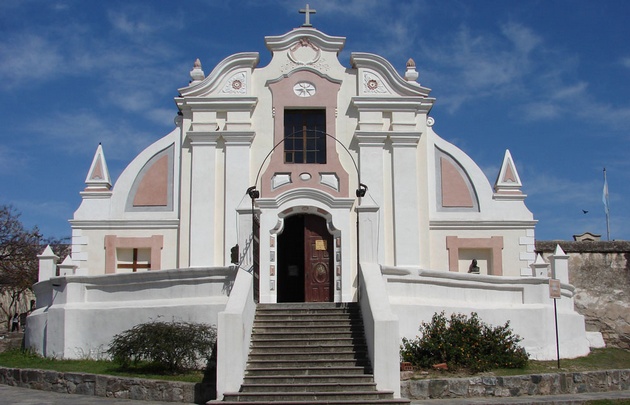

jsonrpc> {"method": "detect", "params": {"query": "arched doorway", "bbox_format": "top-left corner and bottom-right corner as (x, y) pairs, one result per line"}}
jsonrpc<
(277, 214), (334, 303)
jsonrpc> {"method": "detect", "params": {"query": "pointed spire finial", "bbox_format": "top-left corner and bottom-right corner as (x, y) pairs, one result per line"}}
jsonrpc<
(494, 149), (525, 199)
(84, 143), (112, 192)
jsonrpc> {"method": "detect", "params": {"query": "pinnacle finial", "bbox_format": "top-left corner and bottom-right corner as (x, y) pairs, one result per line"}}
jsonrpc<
(189, 58), (205, 84)
(405, 58), (419, 83)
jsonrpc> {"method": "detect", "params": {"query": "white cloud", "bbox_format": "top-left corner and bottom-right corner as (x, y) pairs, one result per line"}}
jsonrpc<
(0, 145), (28, 175)
(23, 110), (158, 161)
(0, 34), (64, 85)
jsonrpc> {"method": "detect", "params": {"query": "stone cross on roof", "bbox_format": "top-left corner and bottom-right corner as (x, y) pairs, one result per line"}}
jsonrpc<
(300, 4), (316, 27)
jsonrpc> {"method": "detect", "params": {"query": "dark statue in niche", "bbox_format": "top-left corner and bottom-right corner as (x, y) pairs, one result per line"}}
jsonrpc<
(468, 259), (480, 274)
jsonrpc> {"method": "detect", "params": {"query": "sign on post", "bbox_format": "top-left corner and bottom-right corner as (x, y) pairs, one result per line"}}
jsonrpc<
(549, 278), (561, 368)
(549, 279), (561, 299)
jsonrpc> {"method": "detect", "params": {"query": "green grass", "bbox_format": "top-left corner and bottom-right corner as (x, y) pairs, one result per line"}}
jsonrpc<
(2, 347), (630, 383)
(408, 348), (630, 379)
(494, 348), (630, 376)
(0, 349), (205, 383)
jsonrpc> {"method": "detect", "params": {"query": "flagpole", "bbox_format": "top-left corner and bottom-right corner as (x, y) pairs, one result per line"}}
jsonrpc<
(603, 168), (610, 241)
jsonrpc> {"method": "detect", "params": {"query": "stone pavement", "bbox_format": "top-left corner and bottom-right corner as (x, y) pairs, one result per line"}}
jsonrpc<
(0, 384), (180, 405)
(2, 383), (630, 405)
(410, 389), (630, 404)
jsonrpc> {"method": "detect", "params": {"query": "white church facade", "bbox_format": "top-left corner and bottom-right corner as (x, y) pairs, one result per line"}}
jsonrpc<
(27, 14), (596, 400)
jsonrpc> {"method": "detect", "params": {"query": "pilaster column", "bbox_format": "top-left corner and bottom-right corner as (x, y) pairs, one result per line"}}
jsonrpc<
(355, 131), (387, 264)
(390, 133), (421, 266)
(188, 131), (220, 267)
(223, 132), (254, 265)
(236, 198), (260, 274)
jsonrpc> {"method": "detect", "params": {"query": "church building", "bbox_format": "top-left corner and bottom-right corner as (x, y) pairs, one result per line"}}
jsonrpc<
(28, 8), (595, 400)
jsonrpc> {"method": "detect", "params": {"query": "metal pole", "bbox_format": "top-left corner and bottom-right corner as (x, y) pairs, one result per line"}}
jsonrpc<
(554, 298), (560, 369)
(603, 168), (611, 241)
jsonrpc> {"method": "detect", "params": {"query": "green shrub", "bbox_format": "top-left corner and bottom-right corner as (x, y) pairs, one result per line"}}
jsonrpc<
(107, 320), (217, 374)
(401, 312), (528, 373)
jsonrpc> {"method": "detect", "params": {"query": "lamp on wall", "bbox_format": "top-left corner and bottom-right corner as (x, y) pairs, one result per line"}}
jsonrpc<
(356, 183), (368, 198)
(246, 186), (259, 200)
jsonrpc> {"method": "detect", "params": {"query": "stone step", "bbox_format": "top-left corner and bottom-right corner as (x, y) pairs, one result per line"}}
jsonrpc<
(253, 320), (362, 328)
(249, 348), (366, 357)
(255, 312), (360, 319)
(251, 331), (364, 340)
(250, 344), (366, 354)
(239, 382), (378, 393)
(248, 353), (366, 362)
(214, 399), (410, 405)
(252, 326), (362, 334)
(222, 390), (399, 402)
(257, 302), (359, 310)
(242, 374), (376, 385)
(247, 358), (370, 369)
(244, 366), (371, 377)
(250, 337), (364, 347)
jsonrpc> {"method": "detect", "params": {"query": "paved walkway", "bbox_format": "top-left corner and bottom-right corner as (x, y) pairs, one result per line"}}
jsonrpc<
(2, 384), (630, 405)
(0, 384), (180, 405)
(410, 390), (630, 404)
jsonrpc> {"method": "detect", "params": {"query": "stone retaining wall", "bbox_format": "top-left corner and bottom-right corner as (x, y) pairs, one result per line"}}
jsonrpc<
(0, 367), (215, 404)
(2, 366), (629, 403)
(536, 240), (630, 349)
(401, 369), (630, 400)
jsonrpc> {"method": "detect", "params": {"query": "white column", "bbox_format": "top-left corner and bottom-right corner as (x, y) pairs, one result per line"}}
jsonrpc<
(188, 132), (220, 267)
(355, 132), (386, 264)
(223, 132), (254, 265)
(357, 203), (379, 264)
(390, 134), (420, 266)
(235, 195), (259, 273)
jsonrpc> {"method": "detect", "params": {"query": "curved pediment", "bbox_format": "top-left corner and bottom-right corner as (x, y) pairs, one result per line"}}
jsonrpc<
(265, 27), (345, 54)
(351, 52), (432, 97)
(178, 52), (259, 98)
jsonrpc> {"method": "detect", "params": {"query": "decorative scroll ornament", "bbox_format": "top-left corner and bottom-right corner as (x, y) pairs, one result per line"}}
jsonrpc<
(363, 72), (389, 94)
(288, 37), (321, 65)
(280, 37), (330, 73)
(221, 71), (247, 94)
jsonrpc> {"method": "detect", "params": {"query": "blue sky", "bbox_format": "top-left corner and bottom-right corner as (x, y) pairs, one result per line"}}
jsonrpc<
(1, 0), (628, 242)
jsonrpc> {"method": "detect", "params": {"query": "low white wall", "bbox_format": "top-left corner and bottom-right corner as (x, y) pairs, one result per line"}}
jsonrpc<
(216, 269), (256, 400)
(358, 263), (401, 397)
(384, 267), (591, 360)
(25, 267), (233, 359)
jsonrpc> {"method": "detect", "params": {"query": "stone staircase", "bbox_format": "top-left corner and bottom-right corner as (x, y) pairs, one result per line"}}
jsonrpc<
(217, 302), (409, 404)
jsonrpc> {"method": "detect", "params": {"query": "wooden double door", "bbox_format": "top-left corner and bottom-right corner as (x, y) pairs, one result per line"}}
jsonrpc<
(277, 214), (334, 303)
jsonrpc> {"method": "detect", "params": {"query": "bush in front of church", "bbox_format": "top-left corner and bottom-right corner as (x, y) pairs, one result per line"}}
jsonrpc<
(400, 311), (528, 373)
(107, 320), (217, 374)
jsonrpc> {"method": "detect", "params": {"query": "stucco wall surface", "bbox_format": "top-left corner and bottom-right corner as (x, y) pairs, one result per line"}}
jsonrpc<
(537, 241), (630, 349)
